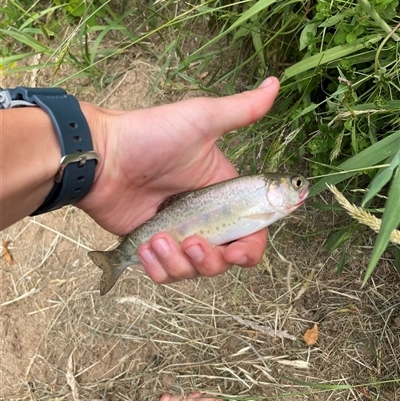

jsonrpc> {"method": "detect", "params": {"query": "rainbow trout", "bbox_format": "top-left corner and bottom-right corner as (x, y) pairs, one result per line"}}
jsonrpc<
(89, 173), (309, 295)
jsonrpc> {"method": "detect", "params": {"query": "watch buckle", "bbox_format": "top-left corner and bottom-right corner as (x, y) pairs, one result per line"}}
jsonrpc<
(0, 90), (36, 109)
(55, 151), (101, 183)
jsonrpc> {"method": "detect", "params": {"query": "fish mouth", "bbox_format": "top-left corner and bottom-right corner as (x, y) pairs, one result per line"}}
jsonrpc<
(293, 199), (305, 207)
(291, 188), (309, 208)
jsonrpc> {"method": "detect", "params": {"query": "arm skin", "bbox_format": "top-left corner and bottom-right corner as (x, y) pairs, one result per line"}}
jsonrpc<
(0, 77), (280, 284)
(1, 106), (61, 224)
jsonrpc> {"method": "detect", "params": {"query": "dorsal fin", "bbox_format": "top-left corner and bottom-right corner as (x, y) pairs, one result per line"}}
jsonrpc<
(156, 190), (192, 213)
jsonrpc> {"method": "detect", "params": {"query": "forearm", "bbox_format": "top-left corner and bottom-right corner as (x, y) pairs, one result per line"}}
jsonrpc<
(0, 103), (106, 230)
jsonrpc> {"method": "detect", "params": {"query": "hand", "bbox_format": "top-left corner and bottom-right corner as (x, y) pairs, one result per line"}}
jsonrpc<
(79, 77), (280, 282)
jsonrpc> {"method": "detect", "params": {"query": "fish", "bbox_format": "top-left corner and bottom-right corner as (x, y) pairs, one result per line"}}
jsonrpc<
(88, 173), (309, 295)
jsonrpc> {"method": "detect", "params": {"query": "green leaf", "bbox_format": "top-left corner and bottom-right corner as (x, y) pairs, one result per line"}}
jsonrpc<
(346, 32), (358, 44)
(334, 32), (347, 45)
(0, 28), (50, 53)
(68, 2), (85, 17)
(318, 13), (346, 28)
(325, 226), (354, 251)
(299, 22), (318, 51)
(18, 5), (63, 31)
(0, 52), (37, 66)
(309, 130), (400, 196)
(282, 34), (382, 80)
(337, 249), (347, 275)
(252, 24), (265, 67)
(362, 150), (400, 206)
(292, 103), (317, 119)
(232, 23), (252, 42)
(355, 25), (365, 36)
(363, 166), (400, 284)
(357, 0), (400, 41)
(88, 12), (131, 65)
(394, 247), (400, 271)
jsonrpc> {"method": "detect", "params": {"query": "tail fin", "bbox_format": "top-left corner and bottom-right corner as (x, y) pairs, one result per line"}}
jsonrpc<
(88, 250), (128, 295)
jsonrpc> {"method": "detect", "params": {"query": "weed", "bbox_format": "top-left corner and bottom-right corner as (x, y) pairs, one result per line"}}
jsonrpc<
(2, 2), (400, 396)
(2, 0), (399, 302)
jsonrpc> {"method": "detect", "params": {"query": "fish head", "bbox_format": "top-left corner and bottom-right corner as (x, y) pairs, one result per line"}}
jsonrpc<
(265, 174), (309, 215)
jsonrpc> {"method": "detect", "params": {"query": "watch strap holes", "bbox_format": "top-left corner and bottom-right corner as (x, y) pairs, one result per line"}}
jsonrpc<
(77, 176), (85, 182)
(74, 188), (82, 194)
(69, 122), (78, 129)
(73, 135), (81, 142)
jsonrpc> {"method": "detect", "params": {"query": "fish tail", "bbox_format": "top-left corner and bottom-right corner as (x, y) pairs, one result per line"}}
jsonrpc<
(88, 250), (129, 296)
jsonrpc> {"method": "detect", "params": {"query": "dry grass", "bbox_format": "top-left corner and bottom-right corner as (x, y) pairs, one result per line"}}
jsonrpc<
(1, 200), (399, 400)
(1, 56), (400, 401)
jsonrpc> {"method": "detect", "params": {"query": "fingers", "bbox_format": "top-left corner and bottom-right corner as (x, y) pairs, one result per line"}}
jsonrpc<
(182, 236), (232, 277)
(159, 392), (220, 401)
(138, 234), (231, 284)
(138, 230), (267, 284)
(138, 234), (197, 283)
(135, 76), (280, 146)
(211, 77), (280, 136)
(223, 229), (267, 267)
(199, 76), (280, 139)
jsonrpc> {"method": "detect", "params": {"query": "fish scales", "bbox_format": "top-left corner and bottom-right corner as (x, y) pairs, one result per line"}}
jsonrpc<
(124, 175), (269, 245)
(88, 173), (309, 295)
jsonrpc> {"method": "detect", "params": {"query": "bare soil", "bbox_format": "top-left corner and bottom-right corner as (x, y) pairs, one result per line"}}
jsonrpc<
(1, 60), (399, 401)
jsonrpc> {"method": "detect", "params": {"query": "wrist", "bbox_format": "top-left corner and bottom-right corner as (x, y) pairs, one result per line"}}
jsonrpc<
(0, 107), (61, 229)
(78, 102), (107, 183)
(9, 88), (103, 216)
(74, 103), (124, 208)
(0, 92), (113, 230)
(74, 103), (128, 218)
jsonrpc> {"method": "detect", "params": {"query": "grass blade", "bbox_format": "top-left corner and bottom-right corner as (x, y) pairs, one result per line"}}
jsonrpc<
(357, 0), (400, 41)
(0, 52), (37, 66)
(282, 34), (382, 80)
(0, 28), (50, 52)
(180, 0), (279, 68)
(362, 150), (400, 207)
(363, 165), (400, 284)
(309, 130), (400, 196)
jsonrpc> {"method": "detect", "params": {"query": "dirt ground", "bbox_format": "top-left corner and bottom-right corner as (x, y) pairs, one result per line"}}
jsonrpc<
(1, 60), (400, 401)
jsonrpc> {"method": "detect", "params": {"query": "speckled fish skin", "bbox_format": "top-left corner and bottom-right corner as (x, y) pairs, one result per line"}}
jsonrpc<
(88, 173), (309, 295)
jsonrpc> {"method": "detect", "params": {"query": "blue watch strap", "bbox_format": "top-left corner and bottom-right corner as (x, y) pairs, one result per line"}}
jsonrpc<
(0, 87), (99, 215)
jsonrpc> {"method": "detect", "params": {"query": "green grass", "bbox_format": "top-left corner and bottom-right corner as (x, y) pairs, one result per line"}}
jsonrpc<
(2, 0), (399, 284)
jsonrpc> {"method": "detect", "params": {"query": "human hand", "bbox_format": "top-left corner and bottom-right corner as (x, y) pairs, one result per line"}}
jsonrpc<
(79, 77), (280, 282)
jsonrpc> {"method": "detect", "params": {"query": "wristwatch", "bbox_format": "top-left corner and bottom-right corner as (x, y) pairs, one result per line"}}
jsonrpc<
(0, 86), (101, 215)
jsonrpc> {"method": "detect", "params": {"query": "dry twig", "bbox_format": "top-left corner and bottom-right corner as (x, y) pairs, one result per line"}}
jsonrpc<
(232, 315), (297, 341)
(66, 353), (80, 401)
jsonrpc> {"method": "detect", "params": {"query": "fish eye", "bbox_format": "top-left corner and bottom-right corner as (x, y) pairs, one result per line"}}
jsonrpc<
(291, 176), (304, 189)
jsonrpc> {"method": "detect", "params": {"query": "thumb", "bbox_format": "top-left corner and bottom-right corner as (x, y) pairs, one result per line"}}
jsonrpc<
(205, 76), (280, 138)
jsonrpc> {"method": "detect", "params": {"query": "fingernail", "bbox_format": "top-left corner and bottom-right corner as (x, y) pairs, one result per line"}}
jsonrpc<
(259, 76), (274, 88)
(152, 238), (170, 258)
(184, 245), (205, 262)
(139, 247), (156, 264)
(235, 256), (248, 265)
